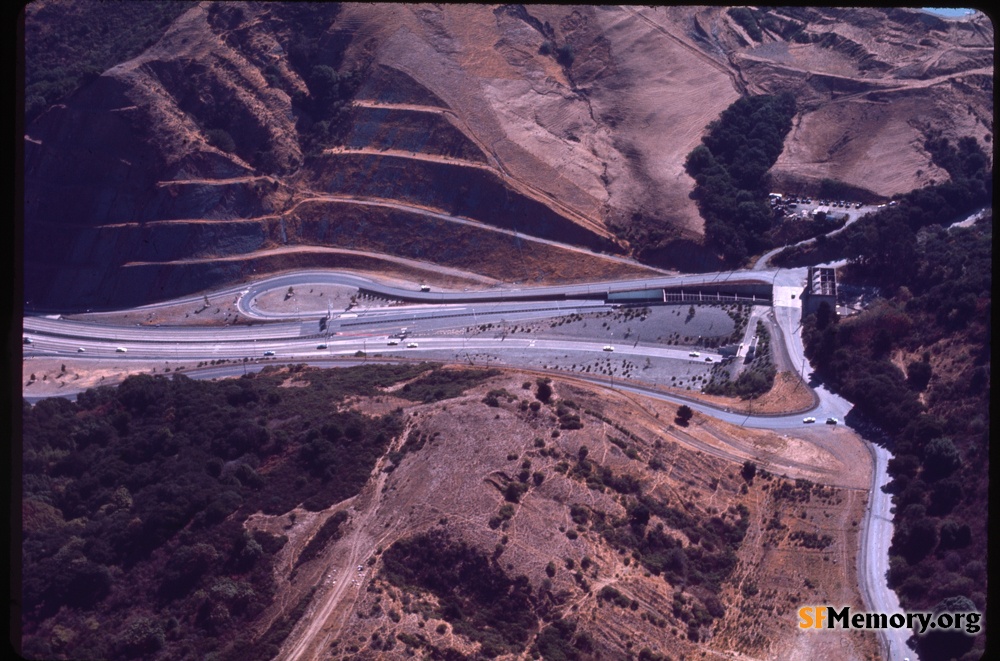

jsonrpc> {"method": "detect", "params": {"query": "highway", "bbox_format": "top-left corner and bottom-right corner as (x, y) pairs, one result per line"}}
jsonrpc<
(21, 265), (909, 660)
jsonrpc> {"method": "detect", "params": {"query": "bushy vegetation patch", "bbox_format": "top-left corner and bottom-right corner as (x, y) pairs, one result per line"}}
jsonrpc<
(684, 94), (797, 263)
(20, 363), (475, 660)
(796, 203), (989, 658)
(396, 368), (500, 404)
(704, 322), (776, 398)
(530, 617), (597, 660)
(380, 530), (537, 657)
(727, 8), (762, 42)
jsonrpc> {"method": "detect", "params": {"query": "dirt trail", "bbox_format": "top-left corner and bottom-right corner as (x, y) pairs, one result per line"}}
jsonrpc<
(279, 450), (398, 660)
(322, 145), (495, 170)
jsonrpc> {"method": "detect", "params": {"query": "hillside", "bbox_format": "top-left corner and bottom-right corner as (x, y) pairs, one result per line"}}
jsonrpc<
(21, 365), (878, 660)
(23, 4), (993, 308)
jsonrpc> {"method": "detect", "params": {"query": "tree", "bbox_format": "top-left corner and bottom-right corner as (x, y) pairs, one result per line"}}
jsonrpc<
(675, 405), (693, 425)
(916, 596), (978, 660)
(922, 437), (961, 481)
(906, 359), (932, 391)
(741, 460), (757, 483)
(206, 128), (236, 153)
(535, 378), (552, 404)
(895, 516), (937, 563)
(814, 301), (835, 331)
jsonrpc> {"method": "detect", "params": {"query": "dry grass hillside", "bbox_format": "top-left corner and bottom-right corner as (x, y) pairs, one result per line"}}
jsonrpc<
(24, 3), (992, 309)
(235, 367), (877, 660)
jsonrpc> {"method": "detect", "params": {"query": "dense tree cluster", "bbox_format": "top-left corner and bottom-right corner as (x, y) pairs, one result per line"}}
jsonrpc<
(727, 8), (762, 42)
(800, 220), (989, 660)
(684, 94), (797, 263)
(20, 363), (487, 660)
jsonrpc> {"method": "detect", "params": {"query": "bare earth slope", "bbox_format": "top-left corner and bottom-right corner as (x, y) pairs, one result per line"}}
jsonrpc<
(24, 4), (992, 309)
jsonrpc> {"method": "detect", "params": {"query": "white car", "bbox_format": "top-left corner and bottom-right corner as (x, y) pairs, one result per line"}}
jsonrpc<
(803, 417), (816, 424)
(603, 345), (614, 352)
(826, 417), (839, 425)
(115, 347), (128, 353)
(387, 339), (399, 346)
(77, 347), (86, 353)
(689, 351), (700, 357)
(406, 342), (418, 348)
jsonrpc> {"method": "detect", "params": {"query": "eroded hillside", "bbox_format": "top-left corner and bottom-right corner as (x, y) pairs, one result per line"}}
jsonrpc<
(252, 368), (877, 660)
(24, 3), (992, 308)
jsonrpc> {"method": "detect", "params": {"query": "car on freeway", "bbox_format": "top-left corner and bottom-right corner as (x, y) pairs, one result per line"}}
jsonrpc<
(77, 347), (85, 352)
(406, 342), (418, 348)
(23, 337), (32, 344)
(803, 416), (816, 424)
(387, 339), (399, 346)
(689, 351), (700, 357)
(263, 350), (275, 356)
(603, 345), (614, 352)
(316, 344), (328, 350)
(420, 285), (431, 292)
(115, 347), (127, 353)
(826, 417), (838, 425)
(705, 357), (713, 362)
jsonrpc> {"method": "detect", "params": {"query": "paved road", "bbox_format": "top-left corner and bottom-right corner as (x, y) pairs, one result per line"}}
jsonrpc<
(21, 266), (907, 660)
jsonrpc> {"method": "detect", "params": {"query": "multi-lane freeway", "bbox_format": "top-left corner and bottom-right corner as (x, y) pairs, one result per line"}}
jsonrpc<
(21, 266), (910, 660)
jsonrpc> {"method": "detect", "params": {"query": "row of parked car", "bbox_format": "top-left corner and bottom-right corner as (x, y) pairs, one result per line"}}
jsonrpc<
(771, 194), (866, 209)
